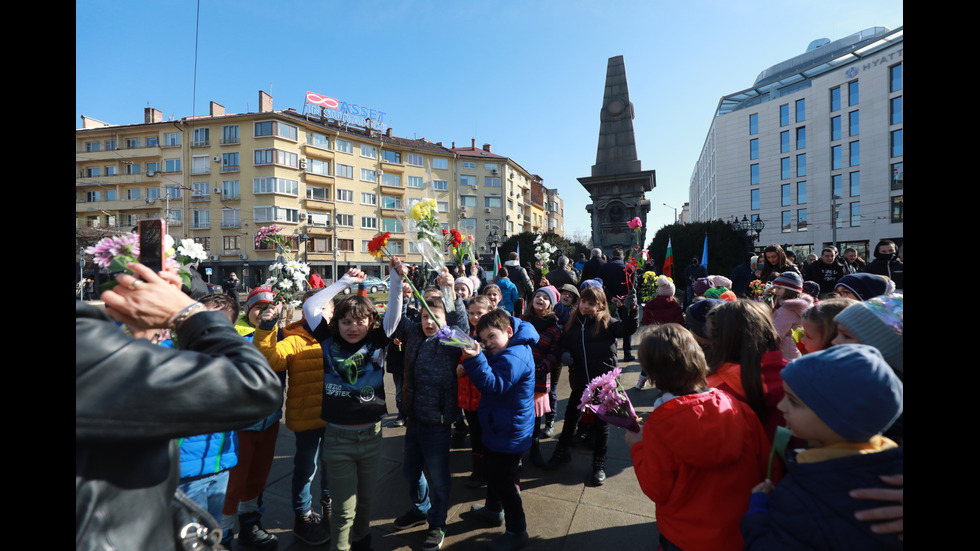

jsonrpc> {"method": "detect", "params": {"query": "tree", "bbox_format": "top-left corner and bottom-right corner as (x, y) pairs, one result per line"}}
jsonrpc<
(500, 231), (589, 274)
(647, 220), (747, 290)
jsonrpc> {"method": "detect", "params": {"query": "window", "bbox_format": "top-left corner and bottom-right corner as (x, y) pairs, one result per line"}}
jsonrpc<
(782, 211), (791, 232)
(307, 211), (331, 228)
(223, 235), (241, 251)
(780, 131), (790, 153)
(795, 99), (805, 122)
(779, 104), (789, 126)
(382, 173), (401, 187)
(433, 179), (448, 191)
(832, 174), (843, 198)
(461, 161), (476, 169)
(222, 180), (240, 200)
(126, 163), (141, 175)
(336, 214), (354, 227)
(484, 196), (502, 208)
(382, 218), (403, 233)
(336, 164), (354, 179)
(891, 129), (903, 157)
(360, 168), (377, 183)
(85, 190), (101, 202)
(749, 138), (759, 160)
(146, 136), (159, 147)
(408, 175), (423, 188)
(849, 141), (860, 167)
(337, 239), (354, 252)
(126, 138), (141, 148)
(165, 185), (183, 199)
(192, 209), (210, 229)
(105, 140), (117, 150)
(437, 201), (449, 213)
(830, 87), (841, 111)
(361, 192), (377, 206)
(796, 153), (806, 177)
(360, 144), (377, 159)
(307, 158), (329, 176)
(381, 195), (402, 210)
(336, 189), (353, 203)
(460, 175), (476, 188)
(850, 202), (861, 227)
(848, 81), (859, 106)
(751, 189), (760, 210)
(485, 163), (499, 172)
(797, 181), (807, 204)
(85, 141), (100, 152)
(254, 148), (298, 168)
(191, 155), (210, 175)
(781, 157), (791, 180)
(222, 125), (240, 144)
(749, 113), (759, 135)
(360, 216), (377, 230)
(432, 158), (448, 170)
(831, 145), (842, 170)
(307, 185), (330, 202)
(406, 153), (423, 166)
(781, 184), (792, 207)
(310, 237), (331, 252)
(849, 171), (860, 196)
(336, 139), (354, 154)
(222, 152), (239, 172)
(460, 195), (477, 208)
(460, 219), (476, 232)
(797, 208), (808, 231)
(750, 164), (760, 186)
(891, 196), (903, 223)
(253, 177), (299, 196)
(221, 208), (241, 228)
(127, 188), (141, 200)
(306, 132), (329, 149)
(891, 162), (903, 190)
(890, 96), (902, 125)
(86, 167), (101, 177)
(192, 127), (209, 146)
(831, 116), (842, 141)
(192, 182), (209, 198)
(485, 176), (501, 187)
(146, 162), (161, 173)
(849, 110), (859, 136)
(254, 121), (298, 140)
(382, 150), (401, 164)
(796, 127), (806, 149)
(164, 159), (181, 173)
(147, 187), (161, 200)
(165, 133), (180, 147)
(890, 63), (902, 92)
(192, 236), (210, 251)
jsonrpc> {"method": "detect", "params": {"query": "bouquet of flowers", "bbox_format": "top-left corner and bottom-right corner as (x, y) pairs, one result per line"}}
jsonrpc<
(367, 231), (441, 324)
(255, 225), (310, 309)
(577, 367), (641, 432)
(85, 231), (209, 292)
(533, 234), (559, 272)
(639, 270), (664, 303)
(625, 217), (647, 270)
(442, 228), (473, 273)
(435, 325), (476, 349)
(748, 279), (767, 300)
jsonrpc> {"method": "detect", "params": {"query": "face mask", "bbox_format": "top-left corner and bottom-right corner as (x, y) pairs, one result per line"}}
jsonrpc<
(875, 251), (896, 262)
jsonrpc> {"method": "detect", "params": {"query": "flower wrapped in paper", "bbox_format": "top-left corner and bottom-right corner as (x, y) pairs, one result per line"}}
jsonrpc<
(577, 367), (641, 432)
(433, 325), (476, 349)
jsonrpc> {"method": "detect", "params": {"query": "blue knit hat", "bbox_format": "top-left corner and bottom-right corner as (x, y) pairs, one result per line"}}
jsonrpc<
(685, 298), (723, 339)
(782, 344), (903, 442)
(580, 278), (603, 291)
(836, 273), (890, 301)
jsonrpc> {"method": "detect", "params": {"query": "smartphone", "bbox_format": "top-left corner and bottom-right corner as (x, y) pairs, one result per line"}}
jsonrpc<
(138, 218), (167, 272)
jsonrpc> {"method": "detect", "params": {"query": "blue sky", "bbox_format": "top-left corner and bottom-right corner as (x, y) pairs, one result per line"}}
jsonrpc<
(76, 1), (903, 240)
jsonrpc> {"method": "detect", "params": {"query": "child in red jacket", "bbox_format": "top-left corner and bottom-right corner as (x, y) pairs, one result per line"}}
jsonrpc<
(627, 324), (771, 551)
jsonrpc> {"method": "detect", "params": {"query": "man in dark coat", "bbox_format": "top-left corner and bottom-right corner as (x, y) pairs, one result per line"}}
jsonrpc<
(544, 256), (579, 290)
(580, 248), (605, 282)
(729, 252), (755, 298)
(597, 248), (636, 362)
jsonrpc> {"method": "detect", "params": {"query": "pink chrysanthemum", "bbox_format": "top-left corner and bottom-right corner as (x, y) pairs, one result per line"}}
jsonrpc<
(85, 233), (140, 268)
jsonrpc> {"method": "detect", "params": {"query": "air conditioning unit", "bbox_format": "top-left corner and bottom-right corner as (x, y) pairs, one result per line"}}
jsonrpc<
(146, 171), (157, 177)
(212, 156), (221, 162)
(299, 158), (307, 169)
(213, 187), (222, 194)
(484, 208), (492, 213)
(210, 255), (220, 261)
(490, 169), (498, 175)
(239, 254), (248, 260)
(506, 215), (511, 220)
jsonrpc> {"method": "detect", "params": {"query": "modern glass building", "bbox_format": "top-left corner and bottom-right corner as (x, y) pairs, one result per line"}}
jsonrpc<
(689, 26), (903, 260)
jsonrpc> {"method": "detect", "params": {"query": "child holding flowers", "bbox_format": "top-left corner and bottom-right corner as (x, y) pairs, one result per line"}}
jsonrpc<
(628, 324), (771, 551)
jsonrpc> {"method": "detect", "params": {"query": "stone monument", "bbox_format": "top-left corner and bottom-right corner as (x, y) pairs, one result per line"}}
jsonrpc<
(578, 55), (656, 257)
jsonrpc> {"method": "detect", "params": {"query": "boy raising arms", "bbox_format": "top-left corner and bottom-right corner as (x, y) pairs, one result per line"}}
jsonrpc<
(742, 344), (903, 550)
(460, 309), (539, 551)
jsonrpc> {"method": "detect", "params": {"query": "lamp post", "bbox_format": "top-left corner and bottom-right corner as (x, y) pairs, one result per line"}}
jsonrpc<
(730, 215), (766, 249)
(663, 202), (678, 224)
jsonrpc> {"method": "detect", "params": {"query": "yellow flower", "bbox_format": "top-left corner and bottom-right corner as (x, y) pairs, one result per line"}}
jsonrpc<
(409, 199), (437, 221)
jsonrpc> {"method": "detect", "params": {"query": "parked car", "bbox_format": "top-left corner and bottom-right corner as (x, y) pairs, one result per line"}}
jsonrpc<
(339, 276), (389, 294)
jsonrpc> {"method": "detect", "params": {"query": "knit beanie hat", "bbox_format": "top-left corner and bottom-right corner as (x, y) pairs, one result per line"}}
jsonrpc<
(454, 276), (474, 296)
(580, 278), (603, 291)
(559, 283), (579, 299)
(802, 281), (821, 301)
(836, 273), (890, 301)
(245, 286), (275, 315)
(534, 285), (560, 307)
(656, 276), (676, 297)
(708, 275), (733, 289)
(692, 278), (712, 296)
(782, 344), (903, 442)
(773, 271), (804, 293)
(834, 293), (903, 373)
(704, 286), (734, 301)
(685, 298), (723, 339)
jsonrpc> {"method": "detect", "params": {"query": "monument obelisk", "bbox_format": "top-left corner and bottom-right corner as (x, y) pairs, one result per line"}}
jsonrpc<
(578, 55), (655, 256)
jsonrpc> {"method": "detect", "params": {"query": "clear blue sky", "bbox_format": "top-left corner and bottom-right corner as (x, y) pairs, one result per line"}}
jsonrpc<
(76, 0), (902, 241)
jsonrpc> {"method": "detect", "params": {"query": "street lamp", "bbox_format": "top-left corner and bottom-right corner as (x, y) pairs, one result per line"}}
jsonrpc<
(730, 215), (766, 243)
(663, 202), (678, 224)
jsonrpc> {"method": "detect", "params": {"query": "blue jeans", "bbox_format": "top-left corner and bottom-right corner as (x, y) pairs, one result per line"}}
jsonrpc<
(178, 470), (230, 524)
(293, 428), (330, 514)
(402, 422), (452, 527)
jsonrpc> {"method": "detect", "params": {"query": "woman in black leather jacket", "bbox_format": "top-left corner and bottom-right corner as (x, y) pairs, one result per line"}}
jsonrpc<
(76, 263), (283, 551)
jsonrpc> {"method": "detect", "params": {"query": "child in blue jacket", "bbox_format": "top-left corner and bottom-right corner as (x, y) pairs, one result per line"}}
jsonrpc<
(461, 309), (538, 551)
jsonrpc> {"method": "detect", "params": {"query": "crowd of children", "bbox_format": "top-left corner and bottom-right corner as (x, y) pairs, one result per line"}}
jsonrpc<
(138, 249), (901, 551)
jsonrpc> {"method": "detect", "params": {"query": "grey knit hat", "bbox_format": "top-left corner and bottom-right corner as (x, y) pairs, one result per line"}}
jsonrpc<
(834, 293), (903, 373)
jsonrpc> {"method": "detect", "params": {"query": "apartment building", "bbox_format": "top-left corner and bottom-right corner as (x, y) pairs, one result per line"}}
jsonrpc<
(76, 91), (562, 286)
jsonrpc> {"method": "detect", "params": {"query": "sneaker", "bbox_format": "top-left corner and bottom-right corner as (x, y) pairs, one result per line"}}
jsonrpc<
(469, 504), (504, 527)
(392, 416), (405, 427)
(238, 522), (278, 549)
(633, 377), (648, 391)
(488, 531), (529, 551)
(422, 526), (445, 551)
(393, 509), (428, 530)
(541, 421), (555, 438)
(294, 510), (330, 545)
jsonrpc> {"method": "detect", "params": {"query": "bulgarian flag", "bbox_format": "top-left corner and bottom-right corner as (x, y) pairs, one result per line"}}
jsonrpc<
(492, 246), (501, 279)
(663, 238), (674, 279)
